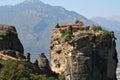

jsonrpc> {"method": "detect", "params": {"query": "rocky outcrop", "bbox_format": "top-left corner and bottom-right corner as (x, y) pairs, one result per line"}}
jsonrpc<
(0, 24), (58, 78)
(50, 23), (118, 80)
(0, 50), (25, 60)
(35, 53), (53, 76)
(0, 24), (24, 53)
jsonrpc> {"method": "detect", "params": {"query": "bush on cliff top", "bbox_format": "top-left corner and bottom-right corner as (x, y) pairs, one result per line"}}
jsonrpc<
(90, 25), (102, 31)
(90, 25), (111, 38)
(102, 30), (111, 38)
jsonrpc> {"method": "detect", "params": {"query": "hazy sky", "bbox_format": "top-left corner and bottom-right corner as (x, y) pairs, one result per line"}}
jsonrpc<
(0, 0), (119, 18)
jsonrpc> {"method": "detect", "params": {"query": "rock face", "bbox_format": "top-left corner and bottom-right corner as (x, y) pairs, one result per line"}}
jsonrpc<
(35, 53), (52, 75)
(50, 23), (118, 80)
(0, 24), (24, 53)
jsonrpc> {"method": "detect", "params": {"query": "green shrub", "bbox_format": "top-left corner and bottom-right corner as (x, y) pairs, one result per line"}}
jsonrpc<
(0, 60), (56, 80)
(72, 28), (79, 32)
(90, 25), (102, 31)
(55, 24), (60, 28)
(61, 30), (68, 39)
(61, 28), (79, 39)
(102, 30), (111, 38)
(75, 20), (80, 24)
(0, 60), (31, 80)
(58, 74), (65, 80)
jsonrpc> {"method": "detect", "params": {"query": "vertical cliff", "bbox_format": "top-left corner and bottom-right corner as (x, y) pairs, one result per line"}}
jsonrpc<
(0, 24), (56, 78)
(0, 24), (24, 60)
(50, 22), (118, 80)
(0, 24), (24, 53)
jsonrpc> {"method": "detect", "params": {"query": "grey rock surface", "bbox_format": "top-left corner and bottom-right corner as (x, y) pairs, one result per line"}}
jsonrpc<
(0, 24), (24, 53)
(50, 23), (118, 80)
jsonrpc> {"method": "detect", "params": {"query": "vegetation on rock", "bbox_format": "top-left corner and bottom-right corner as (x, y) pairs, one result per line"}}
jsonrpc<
(90, 25), (112, 39)
(61, 30), (68, 39)
(0, 59), (56, 80)
(55, 24), (60, 28)
(102, 30), (111, 38)
(90, 25), (102, 31)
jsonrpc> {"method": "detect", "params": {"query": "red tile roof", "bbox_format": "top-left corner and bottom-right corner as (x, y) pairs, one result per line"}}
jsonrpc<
(59, 24), (83, 27)
(58, 21), (86, 30)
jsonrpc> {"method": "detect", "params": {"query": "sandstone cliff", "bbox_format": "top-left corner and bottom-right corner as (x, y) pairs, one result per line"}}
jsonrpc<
(50, 22), (118, 80)
(0, 24), (55, 77)
(0, 24), (24, 60)
(0, 24), (24, 53)
(35, 53), (53, 76)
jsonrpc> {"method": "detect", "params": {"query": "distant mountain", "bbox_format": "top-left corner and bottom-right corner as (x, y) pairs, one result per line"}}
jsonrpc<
(91, 17), (120, 31)
(107, 16), (120, 22)
(0, 0), (95, 61)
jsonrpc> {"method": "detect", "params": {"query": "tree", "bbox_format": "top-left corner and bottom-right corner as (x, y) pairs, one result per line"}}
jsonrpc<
(55, 24), (60, 28)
